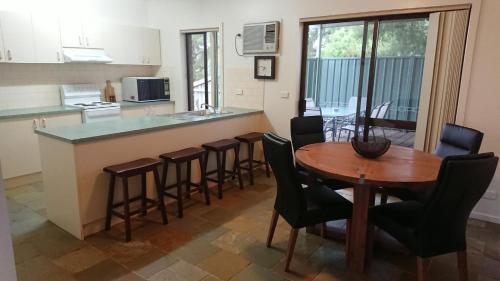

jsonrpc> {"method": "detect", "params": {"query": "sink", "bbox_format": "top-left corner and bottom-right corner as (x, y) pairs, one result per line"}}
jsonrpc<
(173, 110), (234, 120)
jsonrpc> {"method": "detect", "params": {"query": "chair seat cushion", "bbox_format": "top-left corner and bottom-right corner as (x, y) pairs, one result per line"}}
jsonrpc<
(370, 200), (424, 252)
(302, 185), (353, 226)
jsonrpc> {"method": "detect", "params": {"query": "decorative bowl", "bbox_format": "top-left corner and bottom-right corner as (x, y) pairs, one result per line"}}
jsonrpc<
(351, 136), (391, 159)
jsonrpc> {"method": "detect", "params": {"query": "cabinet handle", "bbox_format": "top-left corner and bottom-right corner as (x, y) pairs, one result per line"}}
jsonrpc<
(7, 50), (12, 61)
(0, 50), (3, 61)
(41, 118), (47, 128)
(85, 36), (90, 47)
(32, 119), (38, 130)
(147, 57), (151, 64)
(56, 51), (61, 62)
(79, 36), (83, 47)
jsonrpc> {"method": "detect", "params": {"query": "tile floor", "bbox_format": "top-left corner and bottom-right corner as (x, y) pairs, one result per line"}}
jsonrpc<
(5, 171), (500, 281)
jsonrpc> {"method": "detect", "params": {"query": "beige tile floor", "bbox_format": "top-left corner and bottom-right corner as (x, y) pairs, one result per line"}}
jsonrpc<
(6, 171), (500, 281)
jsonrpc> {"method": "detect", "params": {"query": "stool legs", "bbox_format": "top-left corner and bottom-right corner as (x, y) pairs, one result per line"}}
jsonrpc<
(248, 143), (254, 185)
(234, 145), (244, 189)
(153, 167), (168, 225)
(186, 162), (192, 199)
(122, 177), (132, 242)
(200, 154), (211, 205)
(141, 173), (147, 216)
(105, 175), (116, 231)
(216, 151), (223, 199)
(175, 163), (183, 218)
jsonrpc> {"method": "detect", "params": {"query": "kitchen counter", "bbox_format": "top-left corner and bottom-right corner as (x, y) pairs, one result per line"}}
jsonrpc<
(35, 107), (262, 144)
(37, 106), (267, 239)
(0, 100), (175, 120)
(0, 105), (81, 120)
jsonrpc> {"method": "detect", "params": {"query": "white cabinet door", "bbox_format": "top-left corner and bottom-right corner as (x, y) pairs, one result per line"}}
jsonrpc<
(60, 16), (84, 48)
(143, 28), (161, 65)
(0, 118), (41, 179)
(102, 22), (126, 64)
(32, 14), (63, 63)
(0, 11), (36, 63)
(42, 113), (82, 128)
(83, 18), (103, 49)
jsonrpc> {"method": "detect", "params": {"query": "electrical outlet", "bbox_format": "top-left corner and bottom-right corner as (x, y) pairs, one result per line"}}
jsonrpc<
(233, 89), (243, 95)
(483, 190), (497, 200)
(280, 91), (290, 99)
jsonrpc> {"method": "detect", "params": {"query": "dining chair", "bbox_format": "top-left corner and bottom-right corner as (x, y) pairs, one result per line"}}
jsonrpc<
(262, 132), (353, 272)
(290, 116), (351, 191)
(371, 153), (498, 281)
(384, 123), (485, 203)
(435, 123), (484, 157)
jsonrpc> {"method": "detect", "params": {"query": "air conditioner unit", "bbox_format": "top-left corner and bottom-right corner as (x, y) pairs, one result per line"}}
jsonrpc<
(243, 21), (280, 55)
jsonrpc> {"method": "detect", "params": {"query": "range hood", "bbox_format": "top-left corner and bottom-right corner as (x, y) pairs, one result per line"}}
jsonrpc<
(62, 48), (113, 63)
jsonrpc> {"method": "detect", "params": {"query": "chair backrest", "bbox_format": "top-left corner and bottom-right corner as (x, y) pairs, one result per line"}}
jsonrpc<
(290, 116), (325, 151)
(305, 98), (316, 109)
(417, 153), (498, 257)
(376, 102), (391, 119)
(370, 104), (382, 118)
(434, 123), (484, 157)
(348, 97), (367, 112)
(304, 107), (322, 117)
(262, 133), (307, 226)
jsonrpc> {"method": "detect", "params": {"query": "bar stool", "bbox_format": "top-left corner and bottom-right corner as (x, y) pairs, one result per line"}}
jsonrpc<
(159, 147), (210, 218)
(202, 139), (243, 199)
(235, 132), (271, 185)
(103, 158), (168, 242)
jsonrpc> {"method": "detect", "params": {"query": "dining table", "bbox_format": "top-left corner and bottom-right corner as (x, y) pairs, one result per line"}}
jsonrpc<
(295, 142), (442, 272)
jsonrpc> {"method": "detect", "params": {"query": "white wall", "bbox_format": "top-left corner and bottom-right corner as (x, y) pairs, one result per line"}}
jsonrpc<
(0, 0), (154, 110)
(147, 0), (500, 222)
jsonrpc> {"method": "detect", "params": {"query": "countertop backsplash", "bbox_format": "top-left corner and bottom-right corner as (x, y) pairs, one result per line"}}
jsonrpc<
(0, 64), (156, 111)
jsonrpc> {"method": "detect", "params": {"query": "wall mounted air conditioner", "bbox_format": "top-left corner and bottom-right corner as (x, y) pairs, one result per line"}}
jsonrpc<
(242, 21), (280, 55)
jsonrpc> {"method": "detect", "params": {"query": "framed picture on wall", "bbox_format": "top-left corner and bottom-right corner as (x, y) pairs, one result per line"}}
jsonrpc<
(254, 56), (276, 80)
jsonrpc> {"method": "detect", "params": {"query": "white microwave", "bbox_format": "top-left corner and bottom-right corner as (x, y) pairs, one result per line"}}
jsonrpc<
(122, 77), (170, 102)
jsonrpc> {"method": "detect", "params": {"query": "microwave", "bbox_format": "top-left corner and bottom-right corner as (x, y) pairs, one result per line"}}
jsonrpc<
(122, 77), (170, 102)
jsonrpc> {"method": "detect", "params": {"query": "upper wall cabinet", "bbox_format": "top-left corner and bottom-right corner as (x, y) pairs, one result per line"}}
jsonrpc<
(103, 23), (161, 66)
(60, 16), (103, 49)
(0, 11), (36, 63)
(32, 14), (63, 63)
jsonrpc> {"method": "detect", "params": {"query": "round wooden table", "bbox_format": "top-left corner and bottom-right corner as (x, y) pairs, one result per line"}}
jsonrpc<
(295, 142), (442, 272)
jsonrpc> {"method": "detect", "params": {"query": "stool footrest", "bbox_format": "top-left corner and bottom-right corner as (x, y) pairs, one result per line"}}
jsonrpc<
(112, 196), (156, 208)
(112, 201), (158, 218)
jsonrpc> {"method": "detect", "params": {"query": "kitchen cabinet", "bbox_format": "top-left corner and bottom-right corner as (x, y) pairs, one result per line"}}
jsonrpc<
(0, 112), (81, 179)
(0, 24), (4, 62)
(0, 11), (36, 63)
(60, 16), (103, 49)
(103, 23), (161, 65)
(32, 13), (63, 63)
(121, 103), (174, 118)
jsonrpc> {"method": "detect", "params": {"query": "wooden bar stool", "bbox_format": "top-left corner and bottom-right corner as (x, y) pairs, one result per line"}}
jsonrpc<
(159, 147), (210, 218)
(202, 139), (243, 199)
(103, 158), (168, 242)
(235, 132), (271, 185)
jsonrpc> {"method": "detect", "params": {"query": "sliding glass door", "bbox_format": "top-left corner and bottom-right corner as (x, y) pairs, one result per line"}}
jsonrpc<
(300, 15), (429, 147)
(186, 31), (220, 111)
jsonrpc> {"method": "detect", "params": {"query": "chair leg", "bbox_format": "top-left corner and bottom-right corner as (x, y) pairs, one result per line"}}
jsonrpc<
(216, 151), (223, 199)
(417, 257), (430, 281)
(285, 228), (299, 272)
(140, 173), (147, 216)
(175, 163), (183, 218)
(345, 219), (352, 258)
(266, 209), (279, 247)
(104, 175), (115, 231)
(248, 143), (255, 185)
(153, 167), (168, 225)
(457, 251), (468, 281)
(122, 177), (131, 242)
(200, 155), (210, 205)
(186, 161), (192, 199)
(234, 145), (244, 189)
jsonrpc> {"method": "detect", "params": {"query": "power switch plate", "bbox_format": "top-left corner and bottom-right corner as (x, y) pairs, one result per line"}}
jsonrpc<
(280, 91), (290, 99)
(233, 89), (243, 95)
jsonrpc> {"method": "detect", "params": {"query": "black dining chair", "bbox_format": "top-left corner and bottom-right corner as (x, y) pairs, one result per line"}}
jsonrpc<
(290, 116), (351, 191)
(383, 123), (485, 203)
(371, 153), (498, 281)
(263, 132), (353, 272)
(435, 123), (484, 157)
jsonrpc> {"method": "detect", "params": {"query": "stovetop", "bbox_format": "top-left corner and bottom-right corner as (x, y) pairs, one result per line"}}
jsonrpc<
(60, 84), (120, 110)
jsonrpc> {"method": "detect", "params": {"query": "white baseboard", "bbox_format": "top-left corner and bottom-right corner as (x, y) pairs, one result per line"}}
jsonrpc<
(470, 211), (500, 224)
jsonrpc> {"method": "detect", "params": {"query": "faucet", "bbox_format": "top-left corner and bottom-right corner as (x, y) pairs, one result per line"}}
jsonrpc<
(200, 103), (216, 114)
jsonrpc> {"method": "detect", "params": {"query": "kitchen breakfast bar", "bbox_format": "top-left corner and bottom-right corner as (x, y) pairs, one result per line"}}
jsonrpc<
(35, 107), (268, 239)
